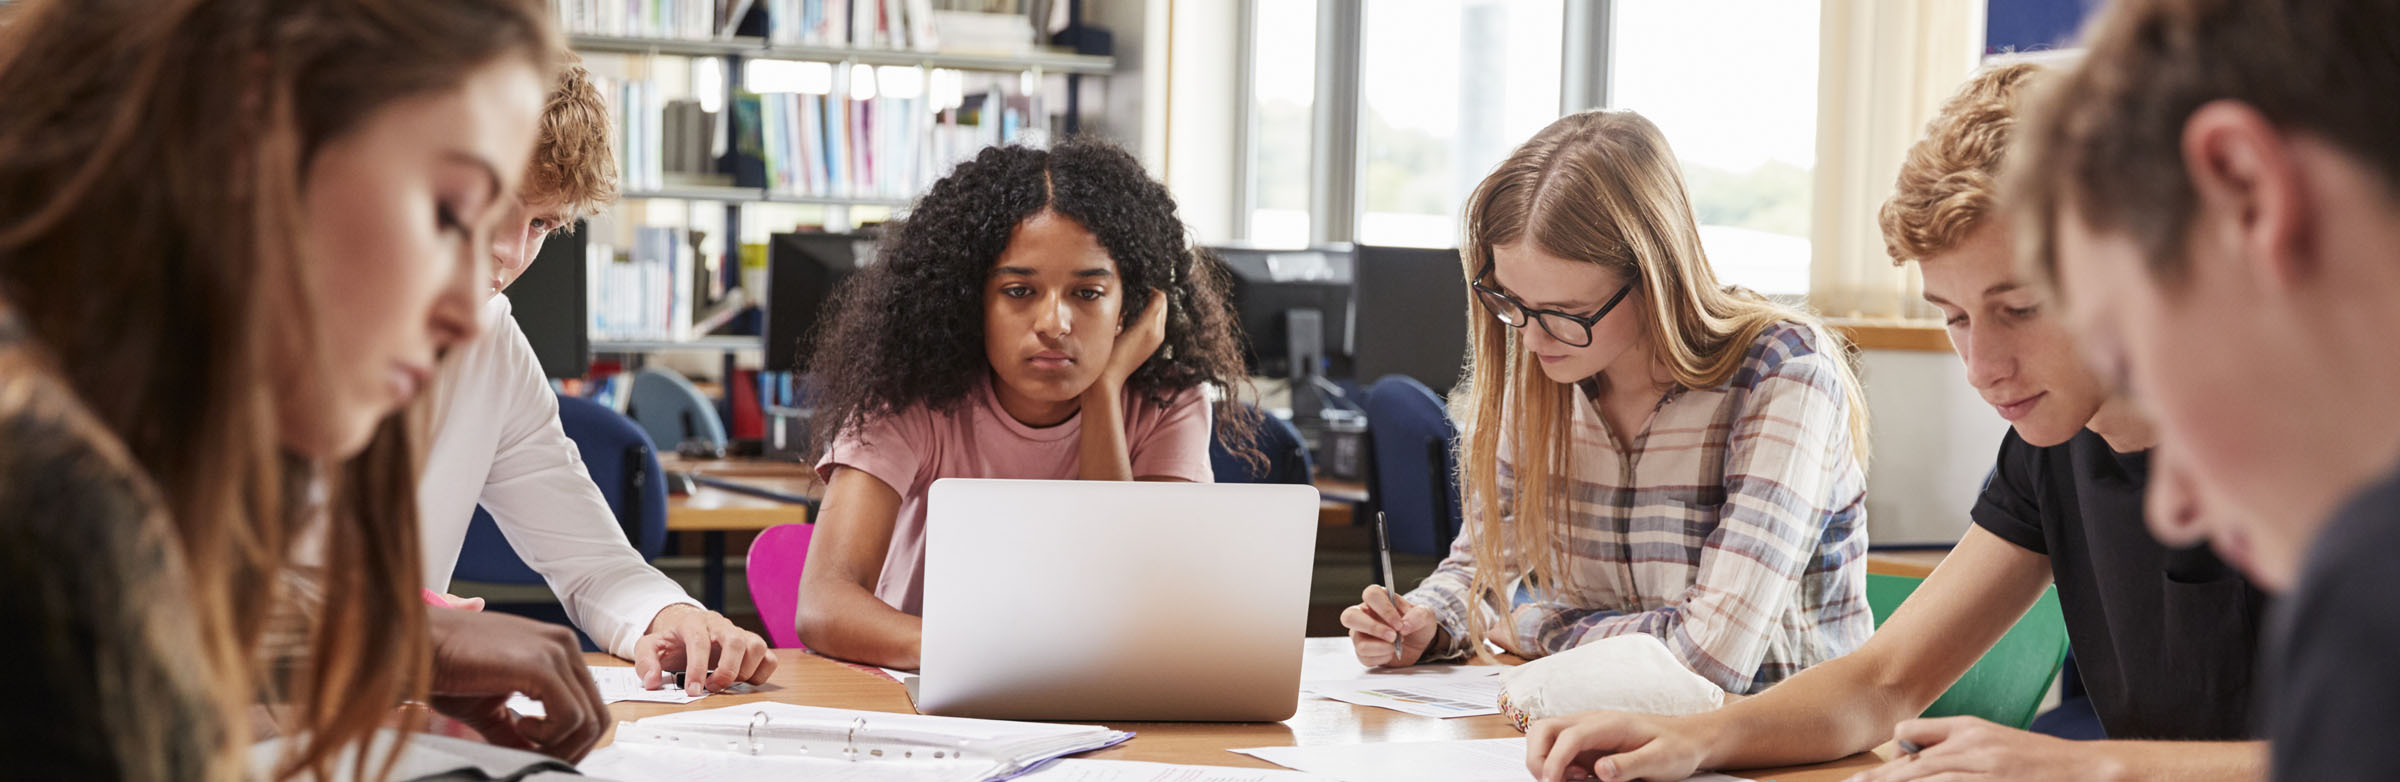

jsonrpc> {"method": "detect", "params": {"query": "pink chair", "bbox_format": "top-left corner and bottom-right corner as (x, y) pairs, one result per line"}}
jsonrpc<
(744, 523), (813, 649)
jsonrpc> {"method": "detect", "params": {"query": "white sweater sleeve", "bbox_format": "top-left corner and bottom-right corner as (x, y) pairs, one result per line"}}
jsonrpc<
(469, 307), (700, 659)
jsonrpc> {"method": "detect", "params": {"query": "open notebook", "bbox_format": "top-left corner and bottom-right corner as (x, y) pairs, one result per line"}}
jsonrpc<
(579, 702), (1134, 781)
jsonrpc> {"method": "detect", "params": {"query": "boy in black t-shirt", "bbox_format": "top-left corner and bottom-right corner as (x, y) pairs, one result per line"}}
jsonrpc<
(2014, 1), (2400, 779)
(1522, 64), (2268, 782)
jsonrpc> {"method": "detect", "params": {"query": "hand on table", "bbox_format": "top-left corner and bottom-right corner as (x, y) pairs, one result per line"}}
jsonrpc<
(1843, 716), (2106, 782)
(425, 608), (608, 762)
(1524, 710), (1709, 782)
(633, 604), (777, 696)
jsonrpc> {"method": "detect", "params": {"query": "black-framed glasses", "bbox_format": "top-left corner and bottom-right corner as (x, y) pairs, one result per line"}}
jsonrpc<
(1469, 259), (1634, 348)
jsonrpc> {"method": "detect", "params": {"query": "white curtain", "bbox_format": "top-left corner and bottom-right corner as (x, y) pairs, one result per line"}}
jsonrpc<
(1808, 0), (1986, 322)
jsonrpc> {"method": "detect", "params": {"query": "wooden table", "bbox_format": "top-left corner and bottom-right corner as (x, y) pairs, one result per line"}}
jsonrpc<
(660, 457), (820, 610)
(588, 638), (1887, 779)
(1866, 549), (1954, 579)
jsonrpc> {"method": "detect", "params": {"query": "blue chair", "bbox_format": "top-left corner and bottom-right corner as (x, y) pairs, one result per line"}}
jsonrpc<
(1363, 375), (1463, 570)
(2029, 652), (2106, 739)
(627, 367), (728, 453)
(453, 393), (670, 648)
(1211, 402), (1313, 484)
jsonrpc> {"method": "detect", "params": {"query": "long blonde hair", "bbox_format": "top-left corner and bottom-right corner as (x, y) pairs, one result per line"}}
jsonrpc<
(1453, 110), (1869, 656)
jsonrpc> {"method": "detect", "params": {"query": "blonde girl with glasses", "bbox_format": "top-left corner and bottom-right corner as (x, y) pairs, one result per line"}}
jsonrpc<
(1341, 111), (1874, 697)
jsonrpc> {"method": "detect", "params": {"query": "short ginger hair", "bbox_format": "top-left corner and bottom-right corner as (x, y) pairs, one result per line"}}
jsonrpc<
(1878, 63), (2046, 265)
(521, 54), (618, 221)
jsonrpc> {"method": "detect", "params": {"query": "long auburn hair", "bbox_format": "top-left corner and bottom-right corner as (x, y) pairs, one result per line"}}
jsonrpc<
(1454, 111), (1870, 656)
(0, 0), (556, 779)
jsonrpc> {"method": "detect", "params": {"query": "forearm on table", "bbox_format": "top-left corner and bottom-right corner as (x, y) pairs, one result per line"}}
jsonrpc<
(2085, 740), (2267, 782)
(1690, 653), (1922, 770)
(795, 577), (924, 669)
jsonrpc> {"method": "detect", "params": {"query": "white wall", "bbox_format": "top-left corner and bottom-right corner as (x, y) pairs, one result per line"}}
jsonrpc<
(1081, 0), (1164, 168)
(1156, 0), (1241, 243)
(1857, 349), (2009, 546)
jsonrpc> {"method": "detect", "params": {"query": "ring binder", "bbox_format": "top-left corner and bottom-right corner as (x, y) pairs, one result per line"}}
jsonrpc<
(603, 702), (1133, 780)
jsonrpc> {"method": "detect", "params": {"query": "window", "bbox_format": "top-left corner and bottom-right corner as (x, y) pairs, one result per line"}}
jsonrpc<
(1609, 0), (1821, 297)
(1354, 0), (1561, 248)
(1246, 0), (1318, 248)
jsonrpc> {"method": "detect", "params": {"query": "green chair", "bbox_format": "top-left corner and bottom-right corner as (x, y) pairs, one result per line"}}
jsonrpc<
(1864, 572), (2070, 729)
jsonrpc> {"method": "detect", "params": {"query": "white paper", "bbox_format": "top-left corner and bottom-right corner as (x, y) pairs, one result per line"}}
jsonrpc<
(1018, 759), (1336, 782)
(578, 741), (984, 782)
(508, 665), (734, 717)
(1231, 738), (1756, 782)
(1300, 673), (1504, 718)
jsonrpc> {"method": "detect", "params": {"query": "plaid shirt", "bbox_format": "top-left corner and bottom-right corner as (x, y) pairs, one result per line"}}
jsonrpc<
(1404, 321), (1871, 694)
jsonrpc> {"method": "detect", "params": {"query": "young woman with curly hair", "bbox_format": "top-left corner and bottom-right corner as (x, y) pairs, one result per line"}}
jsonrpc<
(794, 138), (1257, 669)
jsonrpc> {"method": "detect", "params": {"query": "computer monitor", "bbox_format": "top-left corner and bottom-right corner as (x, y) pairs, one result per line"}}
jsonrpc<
(764, 232), (876, 373)
(1213, 245), (1354, 379)
(1352, 244), (1471, 395)
(506, 221), (590, 379)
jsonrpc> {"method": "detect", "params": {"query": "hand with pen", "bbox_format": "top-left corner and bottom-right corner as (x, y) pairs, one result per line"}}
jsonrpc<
(1341, 584), (1440, 667)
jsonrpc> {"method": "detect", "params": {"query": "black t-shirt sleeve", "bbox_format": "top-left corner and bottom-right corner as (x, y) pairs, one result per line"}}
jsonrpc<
(2269, 475), (2400, 780)
(1970, 430), (2049, 555)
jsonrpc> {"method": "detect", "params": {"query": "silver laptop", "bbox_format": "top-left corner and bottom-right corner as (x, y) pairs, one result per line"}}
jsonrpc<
(917, 478), (1320, 722)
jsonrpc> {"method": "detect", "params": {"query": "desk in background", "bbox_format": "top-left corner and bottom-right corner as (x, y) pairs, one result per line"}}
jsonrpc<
(661, 457), (818, 610)
(1316, 477), (1369, 527)
(587, 637), (1885, 778)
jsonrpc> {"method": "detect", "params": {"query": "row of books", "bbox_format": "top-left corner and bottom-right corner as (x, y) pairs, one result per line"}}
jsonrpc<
(602, 72), (725, 193)
(552, 0), (1039, 55)
(733, 86), (1045, 199)
(553, 0), (727, 40)
(763, 0), (936, 50)
(604, 73), (1054, 202)
(610, 78), (668, 193)
(587, 226), (700, 342)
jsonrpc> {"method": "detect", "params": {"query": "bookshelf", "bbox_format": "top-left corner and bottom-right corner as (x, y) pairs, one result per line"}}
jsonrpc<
(572, 34), (1114, 75)
(593, 335), (765, 354)
(562, 0), (1119, 356)
(619, 185), (912, 209)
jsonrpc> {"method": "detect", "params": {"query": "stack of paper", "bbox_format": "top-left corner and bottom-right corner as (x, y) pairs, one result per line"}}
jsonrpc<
(1299, 671), (1505, 719)
(1294, 646), (1507, 719)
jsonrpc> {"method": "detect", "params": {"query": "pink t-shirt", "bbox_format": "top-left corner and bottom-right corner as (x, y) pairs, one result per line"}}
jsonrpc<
(814, 380), (1215, 614)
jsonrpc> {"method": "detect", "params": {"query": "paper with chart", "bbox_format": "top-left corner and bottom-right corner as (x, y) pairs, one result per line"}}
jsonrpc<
(1299, 660), (1505, 719)
(1295, 641), (1507, 718)
(1301, 672), (1504, 718)
(1233, 738), (1756, 782)
(507, 665), (735, 717)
